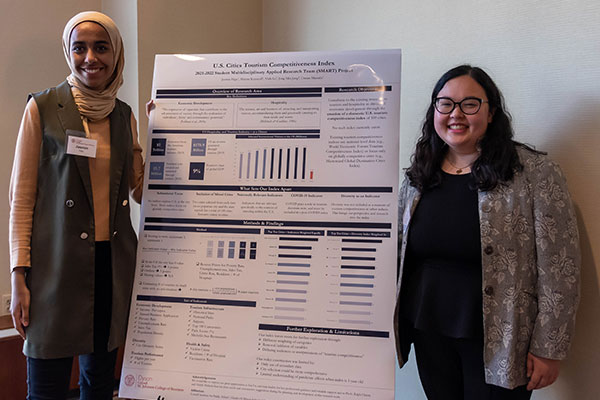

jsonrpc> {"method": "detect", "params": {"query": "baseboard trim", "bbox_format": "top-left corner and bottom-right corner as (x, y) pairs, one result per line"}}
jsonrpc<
(0, 315), (13, 330)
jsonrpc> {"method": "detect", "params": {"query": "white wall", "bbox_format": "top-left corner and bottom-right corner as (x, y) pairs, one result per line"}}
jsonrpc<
(136, 0), (263, 148)
(102, 0), (139, 117)
(2, 1), (598, 399)
(101, 0), (142, 230)
(263, 1), (600, 399)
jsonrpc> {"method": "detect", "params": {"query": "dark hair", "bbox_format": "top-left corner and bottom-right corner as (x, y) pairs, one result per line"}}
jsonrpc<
(406, 65), (527, 191)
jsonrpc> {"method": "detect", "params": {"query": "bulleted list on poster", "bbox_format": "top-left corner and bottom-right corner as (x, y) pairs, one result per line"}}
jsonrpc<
(119, 49), (401, 400)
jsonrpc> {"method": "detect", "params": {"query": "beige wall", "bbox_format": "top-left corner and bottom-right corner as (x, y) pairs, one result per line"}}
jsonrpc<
(263, 1), (600, 399)
(0, 0), (262, 307)
(0, 0), (102, 308)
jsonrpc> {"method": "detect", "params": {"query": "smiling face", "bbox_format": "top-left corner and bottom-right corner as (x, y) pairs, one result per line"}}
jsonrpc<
(433, 75), (493, 155)
(69, 22), (114, 90)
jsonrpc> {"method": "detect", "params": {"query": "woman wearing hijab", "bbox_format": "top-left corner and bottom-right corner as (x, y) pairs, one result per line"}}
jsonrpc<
(9, 11), (144, 399)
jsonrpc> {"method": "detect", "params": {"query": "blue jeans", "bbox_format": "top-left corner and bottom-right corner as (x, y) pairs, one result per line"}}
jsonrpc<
(27, 350), (118, 400)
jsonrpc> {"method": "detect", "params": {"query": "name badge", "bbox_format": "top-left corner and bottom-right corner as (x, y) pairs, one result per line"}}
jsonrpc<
(66, 131), (97, 158)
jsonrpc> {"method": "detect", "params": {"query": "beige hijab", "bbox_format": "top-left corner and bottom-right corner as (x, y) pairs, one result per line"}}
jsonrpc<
(62, 11), (124, 121)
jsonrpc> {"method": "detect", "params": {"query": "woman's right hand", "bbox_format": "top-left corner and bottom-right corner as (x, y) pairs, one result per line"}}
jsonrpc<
(146, 100), (155, 117)
(10, 267), (30, 339)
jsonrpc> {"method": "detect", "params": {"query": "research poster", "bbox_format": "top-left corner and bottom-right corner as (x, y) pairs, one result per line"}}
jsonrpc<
(119, 50), (401, 400)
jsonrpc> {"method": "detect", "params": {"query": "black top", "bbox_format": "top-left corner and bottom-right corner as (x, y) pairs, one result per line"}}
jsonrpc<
(400, 172), (483, 338)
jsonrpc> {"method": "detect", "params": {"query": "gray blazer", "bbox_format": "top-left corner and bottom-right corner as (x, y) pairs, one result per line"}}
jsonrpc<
(394, 146), (580, 389)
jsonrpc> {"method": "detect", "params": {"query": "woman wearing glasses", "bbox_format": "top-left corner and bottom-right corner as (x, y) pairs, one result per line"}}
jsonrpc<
(9, 11), (143, 399)
(394, 65), (580, 399)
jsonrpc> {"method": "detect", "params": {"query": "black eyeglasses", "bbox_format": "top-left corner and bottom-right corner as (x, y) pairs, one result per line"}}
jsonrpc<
(433, 97), (488, 115)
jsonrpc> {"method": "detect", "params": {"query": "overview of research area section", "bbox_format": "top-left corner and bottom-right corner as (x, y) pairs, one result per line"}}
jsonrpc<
(120, 49), (401, 400)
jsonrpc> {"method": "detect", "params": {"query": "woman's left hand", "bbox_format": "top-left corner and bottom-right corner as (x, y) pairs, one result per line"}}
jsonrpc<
(526, 352), (560, 390)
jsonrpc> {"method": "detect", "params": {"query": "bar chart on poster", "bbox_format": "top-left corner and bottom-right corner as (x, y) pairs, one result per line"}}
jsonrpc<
(120, 50), (401, 400)
(236, 145), (313, 181)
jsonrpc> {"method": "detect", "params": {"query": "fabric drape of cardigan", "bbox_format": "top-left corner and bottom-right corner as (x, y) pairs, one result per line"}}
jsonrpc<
(394, 145), (580, 389)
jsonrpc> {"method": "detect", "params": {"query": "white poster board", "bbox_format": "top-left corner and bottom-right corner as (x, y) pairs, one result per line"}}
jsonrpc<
(119, 49), (401, 400)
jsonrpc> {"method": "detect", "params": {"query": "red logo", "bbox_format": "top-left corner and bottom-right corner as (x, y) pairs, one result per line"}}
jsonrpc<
(124, 374), (135, 387)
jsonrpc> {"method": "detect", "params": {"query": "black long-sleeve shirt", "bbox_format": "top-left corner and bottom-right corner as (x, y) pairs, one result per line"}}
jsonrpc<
(400, 172), (483, 338)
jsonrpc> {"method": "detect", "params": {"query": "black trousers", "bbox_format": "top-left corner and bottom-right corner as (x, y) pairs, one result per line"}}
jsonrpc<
(27, 242), (116, 400)
(412, 329), (532, 400)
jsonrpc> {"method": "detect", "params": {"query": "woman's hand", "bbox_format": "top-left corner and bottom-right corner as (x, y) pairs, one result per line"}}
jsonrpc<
(10, 267), (30, 339)
(146, 100), (155, 117)
(526, 352), (560, 390)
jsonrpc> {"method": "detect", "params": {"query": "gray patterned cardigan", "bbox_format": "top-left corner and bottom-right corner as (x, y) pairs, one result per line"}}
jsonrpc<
(394, 146), (580, 389)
